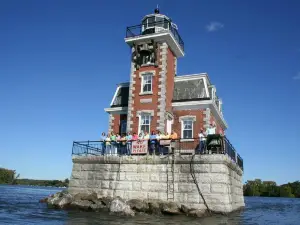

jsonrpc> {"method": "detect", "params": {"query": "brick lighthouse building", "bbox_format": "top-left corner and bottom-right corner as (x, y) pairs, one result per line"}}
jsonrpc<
(105, 8), (227, 138)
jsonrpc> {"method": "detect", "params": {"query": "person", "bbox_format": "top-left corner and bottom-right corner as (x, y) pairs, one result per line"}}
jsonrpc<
(170, 130), (178, 140)
(105, 134), (111, 155)
(170, 130), (178, 154)
(110, 132), (117, 156)
(132, 132), (138, 141)
(126, 132), (132, 155)
(120, 134), (127, 155)
(144, 131), (150, 141)
(163, 132), (170, 140)
(156, 131), (163, 155)
(116, 133), (121, 155)
(198, 129), (207, 154)
(207, 122), (216, 135)
(149, 131), (157, 155)
(100, 132), (106, 155)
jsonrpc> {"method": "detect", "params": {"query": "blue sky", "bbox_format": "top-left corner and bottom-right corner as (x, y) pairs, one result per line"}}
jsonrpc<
(0, 0), (299, 184)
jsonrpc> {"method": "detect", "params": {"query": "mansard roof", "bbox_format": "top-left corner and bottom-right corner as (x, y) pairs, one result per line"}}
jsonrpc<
(110, 83), (130, 107)
(109, 73), (219, 107)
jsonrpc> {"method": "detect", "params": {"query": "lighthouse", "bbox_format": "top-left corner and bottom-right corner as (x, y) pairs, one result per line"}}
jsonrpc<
(105, 8), (227, 138)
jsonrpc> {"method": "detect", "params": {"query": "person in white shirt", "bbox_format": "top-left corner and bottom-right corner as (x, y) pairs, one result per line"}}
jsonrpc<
(198, 129), (207, 154)
(207, 123), (216, 135)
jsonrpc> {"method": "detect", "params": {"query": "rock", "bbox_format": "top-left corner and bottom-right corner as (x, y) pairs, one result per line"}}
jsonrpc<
(148, 201), (161, 214)
(47, 195), (61, 208)
(109, 198), (135, 216)
(70, 200), (92, 211)
(181, 204), (191, 214)
(188, 209), (207, 217)
(90, 200), (105, 211)
(100, 196), (113, 207)
(127, 199), (149, 212)
(160, 202), (181, 215)
(73, 192), (97, 202)
(57, 195), (73, 209)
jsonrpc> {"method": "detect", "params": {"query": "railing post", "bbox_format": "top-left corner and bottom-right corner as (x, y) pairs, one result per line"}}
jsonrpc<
(87, 140), (89, 155)
(235, 150), (238, 163)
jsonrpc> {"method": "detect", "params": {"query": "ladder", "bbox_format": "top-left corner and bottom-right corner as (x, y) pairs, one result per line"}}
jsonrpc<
(167, 152), (175, 201)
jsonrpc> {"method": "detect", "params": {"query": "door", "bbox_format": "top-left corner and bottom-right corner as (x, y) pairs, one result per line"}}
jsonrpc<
(166, 119), (172, 134)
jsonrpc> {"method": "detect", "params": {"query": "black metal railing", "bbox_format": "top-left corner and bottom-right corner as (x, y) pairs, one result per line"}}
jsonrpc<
(126, 21), (184, 52)
(72, 135), (243, 170)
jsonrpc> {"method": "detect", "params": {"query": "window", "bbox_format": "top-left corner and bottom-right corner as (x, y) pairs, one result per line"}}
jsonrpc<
(139, 113), (151, 134)
(140, 50), (154, 65)
(182, 120), (193, 139)
(142, 73), (152, 93)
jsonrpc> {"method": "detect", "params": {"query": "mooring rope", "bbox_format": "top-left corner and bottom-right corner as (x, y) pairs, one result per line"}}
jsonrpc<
(190, 152), (212, 215)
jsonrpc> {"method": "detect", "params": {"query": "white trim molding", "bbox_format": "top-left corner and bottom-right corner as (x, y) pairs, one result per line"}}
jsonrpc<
(136, 110), (155, 117)
(104, 107), (128, 114)
(179, 115), (196, 122)
(139, 70), (156, 77)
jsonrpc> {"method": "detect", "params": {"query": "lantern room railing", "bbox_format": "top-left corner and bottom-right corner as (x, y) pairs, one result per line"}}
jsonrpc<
(126, 21), (184, 52)
(72, 135), (243, 171)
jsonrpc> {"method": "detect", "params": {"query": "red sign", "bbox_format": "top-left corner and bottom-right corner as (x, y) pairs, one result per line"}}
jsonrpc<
(131, 140), (148, 154)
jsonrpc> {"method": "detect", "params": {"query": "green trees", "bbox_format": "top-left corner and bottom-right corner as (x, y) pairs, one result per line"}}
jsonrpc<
(0, 167), (69, 187)
(0, 168), (19, 184)
(243, 179), (300, 198)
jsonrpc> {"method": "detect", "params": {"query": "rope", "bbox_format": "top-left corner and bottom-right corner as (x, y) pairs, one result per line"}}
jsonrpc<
(189, 152), (212, 215)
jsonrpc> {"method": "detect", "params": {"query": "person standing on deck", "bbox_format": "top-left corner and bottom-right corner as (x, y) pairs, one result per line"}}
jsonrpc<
(207, 122), (216, 135)
(170, 130), (178, 140)
(126, 132), (132, 155)
(198, 129), (207, 154)
(105, 134), (111, 155)
(100, 132), (106, 155)
(110, 132), (117, 156)
(149, 131), (157, 155)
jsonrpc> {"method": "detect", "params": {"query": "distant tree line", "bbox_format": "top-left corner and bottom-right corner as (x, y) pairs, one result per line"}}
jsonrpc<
(0, 167), (69, 187)
(243, 179), (300, 198)
(0, 168), (19, 184)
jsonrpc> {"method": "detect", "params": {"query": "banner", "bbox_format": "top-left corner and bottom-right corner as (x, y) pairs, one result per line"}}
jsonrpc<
(131, 140), (148, 154)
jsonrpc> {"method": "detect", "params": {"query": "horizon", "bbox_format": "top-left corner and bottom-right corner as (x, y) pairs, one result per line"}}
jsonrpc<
(1, 0), (299, 185)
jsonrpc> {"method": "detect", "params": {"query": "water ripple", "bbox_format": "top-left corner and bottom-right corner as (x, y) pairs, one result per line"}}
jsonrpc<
(0, 185), (300, 224)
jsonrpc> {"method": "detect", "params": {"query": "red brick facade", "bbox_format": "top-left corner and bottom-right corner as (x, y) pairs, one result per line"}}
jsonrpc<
(173, 110), (205, 138)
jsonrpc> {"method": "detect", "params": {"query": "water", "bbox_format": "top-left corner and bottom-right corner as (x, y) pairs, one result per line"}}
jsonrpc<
(0, 185), (299, 225)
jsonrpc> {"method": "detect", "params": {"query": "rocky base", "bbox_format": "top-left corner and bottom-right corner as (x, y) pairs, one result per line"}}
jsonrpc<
(41, 191), (211, 217)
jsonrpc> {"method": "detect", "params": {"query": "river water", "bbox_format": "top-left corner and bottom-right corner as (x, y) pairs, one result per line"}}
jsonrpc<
(0, 185), (299, 225)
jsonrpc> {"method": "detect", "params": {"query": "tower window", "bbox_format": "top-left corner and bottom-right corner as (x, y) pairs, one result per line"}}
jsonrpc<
(140, 50), (154, 65)
(141, 73), (153, 93)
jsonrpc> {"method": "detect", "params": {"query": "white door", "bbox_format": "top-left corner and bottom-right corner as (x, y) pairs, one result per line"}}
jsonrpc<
(166, 119), (172, 134)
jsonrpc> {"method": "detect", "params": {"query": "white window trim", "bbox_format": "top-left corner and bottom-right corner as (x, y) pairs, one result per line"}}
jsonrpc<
(138, 113), (151, 135)
(139, 71), (155, 95)
(179, 116), (196, 139)
(136, 110), (154, 135)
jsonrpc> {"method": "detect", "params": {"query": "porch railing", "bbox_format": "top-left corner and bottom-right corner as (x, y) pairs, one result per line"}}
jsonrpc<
(72, 135), (243, 171)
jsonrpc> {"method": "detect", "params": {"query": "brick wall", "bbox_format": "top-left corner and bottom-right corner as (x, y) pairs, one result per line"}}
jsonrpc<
(127, 42), (177, 134)
(173, 109), (205, 138)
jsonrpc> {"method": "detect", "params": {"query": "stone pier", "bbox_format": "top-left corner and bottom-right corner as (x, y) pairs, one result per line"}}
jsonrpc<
(68, 154), (245, 213)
